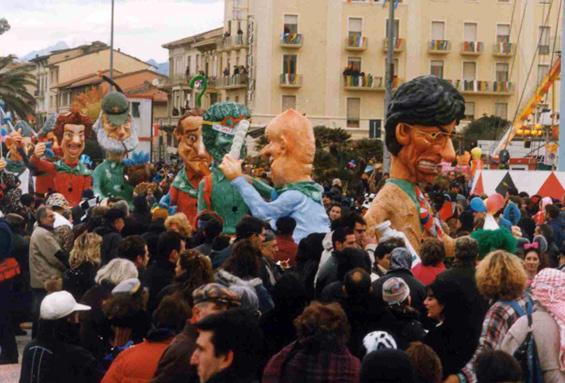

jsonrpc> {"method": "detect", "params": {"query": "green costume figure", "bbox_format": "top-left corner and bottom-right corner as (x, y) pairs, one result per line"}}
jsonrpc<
(92, 91), (139, 203)
(197, 102), (253, 234)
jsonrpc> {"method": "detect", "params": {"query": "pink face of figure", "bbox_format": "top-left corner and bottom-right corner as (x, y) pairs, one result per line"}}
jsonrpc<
(62, 124), (86, 163)
(176, 116), (211, 176)
(395, 121), (457, 183)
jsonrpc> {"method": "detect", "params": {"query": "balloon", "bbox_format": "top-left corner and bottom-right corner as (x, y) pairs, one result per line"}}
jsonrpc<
(486, 193), (505, 214)
(471, 147), (482, 160)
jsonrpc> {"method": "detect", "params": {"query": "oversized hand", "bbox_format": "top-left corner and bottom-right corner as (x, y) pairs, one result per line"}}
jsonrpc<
(219, 154), (243, 181)
(34, 142), (46, 158)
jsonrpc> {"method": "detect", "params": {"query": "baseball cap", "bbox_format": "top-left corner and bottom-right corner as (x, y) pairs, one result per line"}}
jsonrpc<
(192, 283), (241, 307)
(382, 277), (410, 305)
(101, 91), (130, 126)
(40, 291), (91, 320)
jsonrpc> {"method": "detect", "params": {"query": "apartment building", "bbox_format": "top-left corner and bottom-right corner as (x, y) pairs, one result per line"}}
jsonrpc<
(163, 0), (561, 138)
(30, 41), (154, 120)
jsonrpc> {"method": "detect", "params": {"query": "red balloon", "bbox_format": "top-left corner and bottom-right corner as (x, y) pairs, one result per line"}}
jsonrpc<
(486, 193), (505, 214)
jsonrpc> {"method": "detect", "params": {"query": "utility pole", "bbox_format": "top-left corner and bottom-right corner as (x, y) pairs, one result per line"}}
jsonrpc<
(559, 1), (565, 170)
(383, 0), (395, 173)
(109, 0), (115, 84)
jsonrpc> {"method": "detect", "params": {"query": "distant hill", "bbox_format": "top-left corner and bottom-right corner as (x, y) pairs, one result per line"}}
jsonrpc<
(21, 41), (69, 61)
(147, 59), (169, 76)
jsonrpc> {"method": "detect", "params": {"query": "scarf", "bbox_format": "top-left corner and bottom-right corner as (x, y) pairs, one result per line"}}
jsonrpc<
(273, 181), (323, 204)
(171, 167), (198, 198)
(531, 268), (565, 371)
(387, 178), (443, 237)
(55, 160), (91, 176)
(6, 159), (26, 175)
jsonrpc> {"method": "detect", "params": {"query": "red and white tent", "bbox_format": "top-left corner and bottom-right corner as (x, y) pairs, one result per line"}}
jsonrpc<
(471, 170), (565, 199)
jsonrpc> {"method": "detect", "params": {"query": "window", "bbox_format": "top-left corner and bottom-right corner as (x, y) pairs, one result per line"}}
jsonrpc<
(348, 57), (362, 72)
(187, 56), (192, 75)
(384, 58), (399, 76)
(348, 17), (363, 42)
(496, 63), (509, 82)
(431, 21), (445, 40)
(497, 24), (510, 44)
(235, 96), (239, 103)
(283, 54), (297, 74)
(539, 26), (550, 54)
(464, 102), (475, 121)
(210, 93), (218, 105)
(495, 103), (508, 119)
(196, 54), (200, 72)
(463, 62), (476, 81)
(430, 60), (444, 78)
(282, 95), (296, 111)
(132, 102), (141, 118)
(284, 15), (298, 34)
(385, 19), (400, 40)
(537, 64), (550, 84)
(464, 22), (478, 41)
(347, 98), (361, 128)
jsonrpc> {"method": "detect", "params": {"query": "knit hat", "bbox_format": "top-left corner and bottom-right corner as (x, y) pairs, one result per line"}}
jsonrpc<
(390, 247), (412, 271)
(382, 277), (410, 305)
(470, 197), (487, 213)
(363, 331), (397, 354)
(360, 349), (416, 383)
(192, 283), (241, 307)
(46, 193), (70, 210)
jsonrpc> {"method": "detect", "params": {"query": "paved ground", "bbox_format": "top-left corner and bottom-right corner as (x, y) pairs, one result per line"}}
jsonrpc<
(0, 328), (31, 383)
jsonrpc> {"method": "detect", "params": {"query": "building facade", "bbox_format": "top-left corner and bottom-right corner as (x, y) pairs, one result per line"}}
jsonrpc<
(163, 0), (561, 139)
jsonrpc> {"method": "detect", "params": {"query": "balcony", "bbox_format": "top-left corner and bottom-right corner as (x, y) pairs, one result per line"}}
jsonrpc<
(447, 79), (513, 96)
(428, 40), (450, 54)
(345, 35), (368, 51)
(219, 35), (247, 51)
(280, 33), (303, 49)
(343, 75), (401, 91)
(279, 73), (302, 88)
(493, 42), (514, 57)
(217, 74), (248, 89)
(460, 41), (484, 56)
(383, 38), (404, 53)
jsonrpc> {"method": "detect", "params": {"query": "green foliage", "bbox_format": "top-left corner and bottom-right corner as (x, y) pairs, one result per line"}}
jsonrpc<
(462, 115), (510, 150)
(0, 55), (36, 119)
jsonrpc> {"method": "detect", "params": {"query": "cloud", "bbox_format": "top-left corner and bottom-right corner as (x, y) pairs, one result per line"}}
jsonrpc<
(1, 0), (224, 62)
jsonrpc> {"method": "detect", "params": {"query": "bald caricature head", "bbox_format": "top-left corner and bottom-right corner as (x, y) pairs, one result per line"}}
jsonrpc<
(175, 114), (211, 176)
(260, 109), (315, 187)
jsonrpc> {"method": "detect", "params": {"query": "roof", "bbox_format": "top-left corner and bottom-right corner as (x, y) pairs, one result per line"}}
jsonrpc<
(49, 47), (154, 69)
(162, 27), (223, 49)
(29, 41), (108, 64)
(53, 69), (166, 90)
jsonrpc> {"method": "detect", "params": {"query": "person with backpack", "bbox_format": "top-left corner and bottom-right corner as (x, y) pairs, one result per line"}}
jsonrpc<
(501, 268), (565, 383)
(445, 250), (532, 383)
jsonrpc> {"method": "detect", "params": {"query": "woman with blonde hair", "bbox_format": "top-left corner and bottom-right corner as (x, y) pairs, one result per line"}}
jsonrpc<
(62, 232), (102, 299)
(164, 212), (192, 239)
(445, 250), (530, 383)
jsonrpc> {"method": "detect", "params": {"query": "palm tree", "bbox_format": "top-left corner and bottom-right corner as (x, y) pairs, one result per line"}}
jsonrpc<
(0, 55), (36, 119)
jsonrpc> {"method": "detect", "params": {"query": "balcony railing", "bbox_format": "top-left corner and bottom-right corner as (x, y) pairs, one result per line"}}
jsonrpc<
(493, 42), (514, 57)
(217, 74), (248, 89)
(279, 73), (302, 88)
(219, 35), (247, 51)
(461, 41), (484, 55)
(280, 33), (303, 48)
(429, 40), (450, 54)
(343, 74), (400, 90)
(383, 38), (404, 52)
(447, 79), (513, 95)
(346, 35), (368, 51)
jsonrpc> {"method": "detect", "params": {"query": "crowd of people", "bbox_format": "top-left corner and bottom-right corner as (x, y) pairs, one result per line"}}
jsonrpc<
(0, 166), (564, 383)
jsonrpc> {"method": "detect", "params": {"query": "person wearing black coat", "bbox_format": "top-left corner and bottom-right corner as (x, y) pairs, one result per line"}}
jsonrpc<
(144, 231), (185, 312)
(63, 262), (98, 300)
(142, 218), (166, 258)
(372, 247), (427, 319)
(122, 195), (151, 236)
(94, 208), (125, 264)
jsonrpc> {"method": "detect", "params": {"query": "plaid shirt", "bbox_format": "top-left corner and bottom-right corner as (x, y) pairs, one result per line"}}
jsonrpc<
(263, 340), (360, 383)
(459, 294), (531, 383)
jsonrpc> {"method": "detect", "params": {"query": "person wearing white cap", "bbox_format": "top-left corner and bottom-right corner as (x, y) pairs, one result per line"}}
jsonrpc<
(19, 291), (103, 383)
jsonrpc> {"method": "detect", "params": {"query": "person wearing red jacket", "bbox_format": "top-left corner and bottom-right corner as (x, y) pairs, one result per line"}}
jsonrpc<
(30, 111), (92, 206)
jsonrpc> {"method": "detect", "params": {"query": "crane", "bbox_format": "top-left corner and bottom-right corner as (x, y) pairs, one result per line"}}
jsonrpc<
(491, 56), (561, 158)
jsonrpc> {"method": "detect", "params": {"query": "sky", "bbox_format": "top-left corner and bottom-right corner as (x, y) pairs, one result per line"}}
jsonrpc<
(1, 0), (224, 62)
